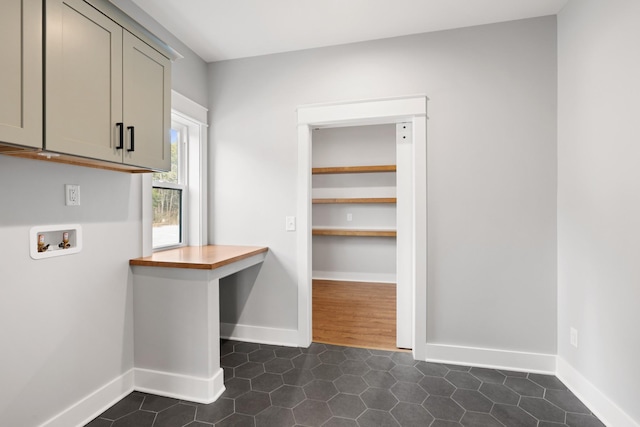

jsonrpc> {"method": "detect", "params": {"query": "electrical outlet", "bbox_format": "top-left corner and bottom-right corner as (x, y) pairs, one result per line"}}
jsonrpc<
(65, 184), (80, 206)
(570, 327), (578, 348)
(347, 213), (353, 222)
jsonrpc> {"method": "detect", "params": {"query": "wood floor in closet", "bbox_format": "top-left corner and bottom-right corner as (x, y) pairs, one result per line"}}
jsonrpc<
(312, 279), (397, 351)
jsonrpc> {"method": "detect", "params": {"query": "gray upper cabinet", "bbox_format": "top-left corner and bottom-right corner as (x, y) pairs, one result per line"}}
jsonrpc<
(0, 0), (171, 171)
(46, 0), (124, 163)
(122, 31), (171, 171)
(0, 0), (42, 150)
(46, 0), (171, 171)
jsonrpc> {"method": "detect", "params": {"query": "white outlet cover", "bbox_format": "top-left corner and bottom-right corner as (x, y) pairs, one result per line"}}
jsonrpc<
(65, 184), (81, 206)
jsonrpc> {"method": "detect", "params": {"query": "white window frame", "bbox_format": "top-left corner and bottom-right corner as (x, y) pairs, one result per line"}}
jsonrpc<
(142, 91), (208, 255)
(152, 119), (189, 250)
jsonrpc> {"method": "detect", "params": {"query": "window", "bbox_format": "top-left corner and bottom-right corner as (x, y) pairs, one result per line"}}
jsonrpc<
(144, 91), (208, 254)
(152, 121), (188, 249)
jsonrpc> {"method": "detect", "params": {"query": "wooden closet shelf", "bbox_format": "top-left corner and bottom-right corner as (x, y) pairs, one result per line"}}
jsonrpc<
(313, 229), (396, 237)
(312, 165), (396, 174)
(312, 197), (397, 204)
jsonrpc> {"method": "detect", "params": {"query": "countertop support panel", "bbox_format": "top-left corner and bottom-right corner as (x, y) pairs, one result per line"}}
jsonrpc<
(129, 244), (269, 403)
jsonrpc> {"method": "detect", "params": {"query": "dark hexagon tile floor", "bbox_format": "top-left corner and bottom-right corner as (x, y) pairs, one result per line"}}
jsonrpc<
(86, 341), (604, 427)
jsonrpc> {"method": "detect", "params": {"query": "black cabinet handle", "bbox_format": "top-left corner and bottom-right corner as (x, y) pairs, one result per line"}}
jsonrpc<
(115, 122), (124, 149)
(127, 126), (135, 152)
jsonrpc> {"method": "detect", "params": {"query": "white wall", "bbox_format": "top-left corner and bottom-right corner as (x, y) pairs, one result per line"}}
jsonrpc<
(210, 17), (558, 356)
(558, 0), (640, 424)
(0, 158), (139, 426)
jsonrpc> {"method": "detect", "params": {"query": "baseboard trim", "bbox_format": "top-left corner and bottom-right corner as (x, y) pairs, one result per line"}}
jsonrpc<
(425, 343), (556, 374)
(39, 369), (135, 427)
(556, 357), (638, 427)
(220, 322), (299, 347)
(133, 367), (225, 404)
(36, 345), (638, 427)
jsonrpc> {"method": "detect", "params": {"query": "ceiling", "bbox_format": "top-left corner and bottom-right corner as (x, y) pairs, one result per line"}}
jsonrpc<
(129, 0), (568, 63)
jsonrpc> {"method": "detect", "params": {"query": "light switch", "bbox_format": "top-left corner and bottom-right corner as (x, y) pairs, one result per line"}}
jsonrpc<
(286, 216), (296, 231)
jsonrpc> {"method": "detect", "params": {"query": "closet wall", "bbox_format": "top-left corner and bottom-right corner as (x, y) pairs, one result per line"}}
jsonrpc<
(311, 124), (397, 283)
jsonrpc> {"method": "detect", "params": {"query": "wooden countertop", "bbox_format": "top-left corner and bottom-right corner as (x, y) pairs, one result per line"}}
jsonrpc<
(129, 245), (268, 270)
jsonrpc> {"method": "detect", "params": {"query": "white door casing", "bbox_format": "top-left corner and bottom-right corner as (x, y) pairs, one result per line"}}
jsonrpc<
(396, 122), (413, 349)
(297, 95), (427, 359)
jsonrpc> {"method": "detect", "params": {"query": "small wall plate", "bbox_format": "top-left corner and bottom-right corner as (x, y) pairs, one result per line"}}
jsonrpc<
(30, 224), (82, 260)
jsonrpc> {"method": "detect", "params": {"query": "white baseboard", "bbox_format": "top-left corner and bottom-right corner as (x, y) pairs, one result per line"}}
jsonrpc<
(425, 343), (556, 374)
(39, 369), (135, 427)
(36, 344), (638, 427)
(312, 271), (396, 284)
(556, 357), (639, 427)
(134, 367), (225, 404)
(220, 322), (299, 347)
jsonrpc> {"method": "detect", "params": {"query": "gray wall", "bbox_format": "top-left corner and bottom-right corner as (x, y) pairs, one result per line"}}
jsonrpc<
(0, 159), (139, 426)
(210, 17), (558, 354)
(0, 2), (209, 425)
(112, 0), (209, 107)
(558, 0), (640, 423)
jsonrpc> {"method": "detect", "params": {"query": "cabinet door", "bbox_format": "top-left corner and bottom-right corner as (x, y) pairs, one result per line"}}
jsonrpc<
(46, 0), (123, 162)
(0, 0), (42, 149)
(122, 31), (171, 171)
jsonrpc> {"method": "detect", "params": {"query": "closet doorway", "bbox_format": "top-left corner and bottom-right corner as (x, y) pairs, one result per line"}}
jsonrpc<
(310, 124), (400, 350)
(297, 96), (428, 359)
